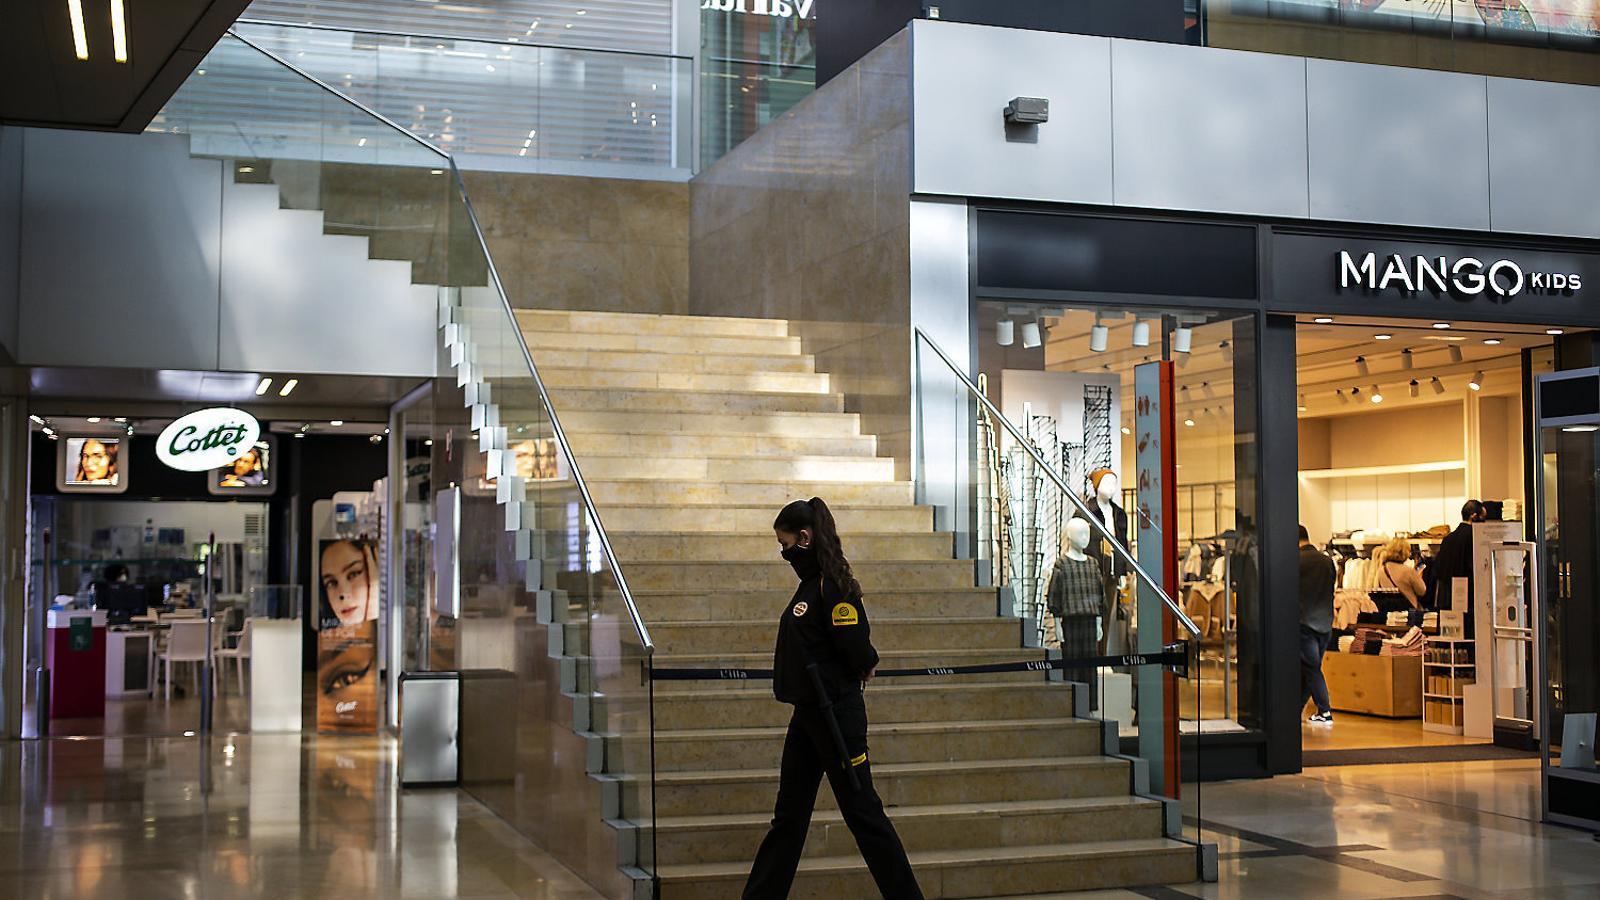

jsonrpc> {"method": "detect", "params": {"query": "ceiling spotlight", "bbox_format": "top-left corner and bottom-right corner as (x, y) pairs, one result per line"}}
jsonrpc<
(1183, 417), (1196, 428)
(1469, 371), (1484, 391)
(1355, 356), (1370, 376)
(369, 434), (384, 444)
(425, 438), (434, 446)
(1483, 338), (1502, 346)
(1562, 425), (1600, 433)
(1400, 349), (1414, 370)
(1374, 333), (1392, 341)
(255, 377), (273, 396)
(1219, 340), (1233, 363)
(1433, 322), (1451, 330)
(996, 319), (1015, 347)
(1314, 317), (1334, 325)
(1370, 385), (1383, 404)
(1352, 387), (1362, 400)
(1431, 376), (1446, 395)
(279, 378), (299, 397)
(1409, 379), (1420, 398)
(1173, 327), (1193, 354)
(1336, 389), (1350, 406)
(1547, 328), (1565, 336)
(1449, 346), (1464, 364)
(125, 425), (134, 436)
(1089, 322), (1109, 353)
(293, 431), (306, 439)
(1120, 426), (1131, 436)
(1021, 321), (1042, 349)
(1131, 319), (1151, 348)
(28, 415), (44, 425)
(114, 417), (127, 423)
(330, 420), (344, 427)
(1297, 394), (1308, 412)
(86, 416), (101, 423)
(41, 426), (55, 436)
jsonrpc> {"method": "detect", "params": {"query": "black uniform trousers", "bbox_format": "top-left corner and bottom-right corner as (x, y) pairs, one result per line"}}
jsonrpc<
(743, 692), (923, 900)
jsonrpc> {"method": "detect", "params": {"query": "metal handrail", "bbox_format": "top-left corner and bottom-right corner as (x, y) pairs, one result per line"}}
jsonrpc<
(914, 328), (1200, 636)
(211, 30), (653, 652)
(450, 163), (653, 653)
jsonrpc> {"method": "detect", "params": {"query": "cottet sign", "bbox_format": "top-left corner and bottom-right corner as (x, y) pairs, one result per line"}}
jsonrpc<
(157, 408), (261, 472)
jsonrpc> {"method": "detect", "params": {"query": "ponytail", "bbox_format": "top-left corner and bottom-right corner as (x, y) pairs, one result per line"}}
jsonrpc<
(774, 497), (862, 600)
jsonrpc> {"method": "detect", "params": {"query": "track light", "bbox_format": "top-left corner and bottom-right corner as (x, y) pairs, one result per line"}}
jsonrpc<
(1356, 356), (1370, 376)
(1219, 340), (1233, 363)
(1336, 390), (1349, 406)
(1469, 371), (1484, 391)
(1021, 321), (1042, 349)
(1400, 349), (1414, 370)
(1131, 319), (1151, 348)
(1431, 377), (1446, 395)
(1449, 346), (1464, 364)
(1297, 394), (1307, 412)
(28, 415), (43, 425)
(1173, 327), (1193, 354)
(996, 320), (1014, 347)
(1370, 384), (1383, 404)
(1352, 387), (1362, 400)
(1089, 322), (1109, 353)
(1409, 379), (1420, 398)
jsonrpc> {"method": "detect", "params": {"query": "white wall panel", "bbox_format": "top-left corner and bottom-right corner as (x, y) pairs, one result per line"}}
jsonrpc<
(218, 179), (437, 377)
(1111, 41), (1309, 218)
(1488, 77), (1600, 239)
(911, 22), (1113, 205)
(18, 130), (223, 370)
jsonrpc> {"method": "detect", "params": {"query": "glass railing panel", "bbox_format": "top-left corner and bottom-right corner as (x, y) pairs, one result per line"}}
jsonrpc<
(232, 23), (692, 174)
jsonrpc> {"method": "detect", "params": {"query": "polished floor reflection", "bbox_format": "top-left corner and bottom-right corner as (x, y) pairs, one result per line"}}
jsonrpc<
(3, 736), (1595, 899)
(0, 733), (602, 900)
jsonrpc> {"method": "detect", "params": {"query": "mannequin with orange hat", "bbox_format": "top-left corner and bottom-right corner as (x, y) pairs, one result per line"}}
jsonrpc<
(1083, 468), (1132, 655)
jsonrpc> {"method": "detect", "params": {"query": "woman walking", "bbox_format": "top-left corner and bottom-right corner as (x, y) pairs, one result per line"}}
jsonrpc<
(743, 498), (924, 900)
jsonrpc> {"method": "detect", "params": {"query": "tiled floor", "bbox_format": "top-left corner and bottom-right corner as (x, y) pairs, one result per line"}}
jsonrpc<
(2, 734), (1595, 899)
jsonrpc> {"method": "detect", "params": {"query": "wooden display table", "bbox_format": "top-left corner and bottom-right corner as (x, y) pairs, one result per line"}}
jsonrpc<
(1322, 652), (1423, 718)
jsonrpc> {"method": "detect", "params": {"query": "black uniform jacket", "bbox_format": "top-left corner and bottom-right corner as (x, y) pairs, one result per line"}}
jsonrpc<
(772, 550), (880, 707)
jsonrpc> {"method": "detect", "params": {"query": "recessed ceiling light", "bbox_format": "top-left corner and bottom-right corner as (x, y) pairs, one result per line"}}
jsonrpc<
(1183, 418), (1196, 427)
(330, 420), (344, 427)
(1432, 322), (1451, 329)
(278, 378), (298, 397)
(1547, 328), (1565, 336)
(110, 0), (128, 63)
(1562, 425), (1599, 433)
(239, 166), (255, 174)
(1374, 333), (1392, 341)
(113, 417), (127, 423)
(293, 432), (306, 439)
(86, 416), (101, 423)
(1483, 338), (1502, 346)
(1120, 426), (1131, 436)
(67, 0), (88, 60)
(255, 377), (273, 396)
(28, 415), (44, 425)
(1314, 317), (1334, 325)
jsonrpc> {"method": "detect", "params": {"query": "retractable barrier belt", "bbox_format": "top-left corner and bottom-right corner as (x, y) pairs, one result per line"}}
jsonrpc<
(651, 642), (1190, 682)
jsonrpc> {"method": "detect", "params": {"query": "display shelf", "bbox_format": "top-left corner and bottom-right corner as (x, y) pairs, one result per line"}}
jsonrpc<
(1423, 692), (1465, 700)
(1422, 636), (1474, 734)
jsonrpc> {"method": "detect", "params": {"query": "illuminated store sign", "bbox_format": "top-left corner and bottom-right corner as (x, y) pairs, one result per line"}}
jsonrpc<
(157, 408), (262, 471)
(700, 0), (815, 19)
(1338, 251), (1583, 298)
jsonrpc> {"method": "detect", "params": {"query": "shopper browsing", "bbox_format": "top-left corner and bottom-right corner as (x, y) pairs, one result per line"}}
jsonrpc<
(1298, 525), (1336, 725)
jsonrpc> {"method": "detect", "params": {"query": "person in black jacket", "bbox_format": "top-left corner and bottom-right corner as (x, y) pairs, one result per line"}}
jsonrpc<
(1426, 499), (1484, 611)
(743, 498), (923, 900)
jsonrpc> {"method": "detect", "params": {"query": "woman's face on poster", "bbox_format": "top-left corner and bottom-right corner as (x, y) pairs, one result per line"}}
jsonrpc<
(321, 541), (376, 626)
(80, 439), (114, 482)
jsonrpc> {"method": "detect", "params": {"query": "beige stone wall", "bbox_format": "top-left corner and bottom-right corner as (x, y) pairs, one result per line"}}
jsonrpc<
(689, 31), (914, 476)
(462, 171), (689, 314)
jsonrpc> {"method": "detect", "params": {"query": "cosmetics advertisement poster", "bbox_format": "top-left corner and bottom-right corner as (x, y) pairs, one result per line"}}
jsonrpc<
(316, 538), (379, 733)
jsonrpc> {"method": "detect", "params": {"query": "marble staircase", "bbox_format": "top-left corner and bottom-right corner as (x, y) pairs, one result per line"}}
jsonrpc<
(491, 309), (1201, 899)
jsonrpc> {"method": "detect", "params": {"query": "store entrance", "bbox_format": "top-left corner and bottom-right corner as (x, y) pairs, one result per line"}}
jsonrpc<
(1294, 315), (1559, 762)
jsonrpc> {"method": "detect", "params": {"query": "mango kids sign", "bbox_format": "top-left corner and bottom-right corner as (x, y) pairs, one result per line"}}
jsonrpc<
(157, 408), (262, 472)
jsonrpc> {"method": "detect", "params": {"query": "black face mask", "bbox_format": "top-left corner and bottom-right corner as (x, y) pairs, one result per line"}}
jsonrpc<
(781, 543), (820, 579)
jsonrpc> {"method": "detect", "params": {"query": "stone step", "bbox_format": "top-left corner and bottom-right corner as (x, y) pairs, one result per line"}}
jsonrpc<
(642, 617), (1022, 656)
(526, 347), (817, 375)
(630, 587), (994, 622)
(649, 647), (1048, 693)
(556, 408), (864, 438)
(618, 559), (974, 592)
(540, 367), (832, 394)
(584, 480), (916, 509)
(572, 454), (896, 484)
(516, 308), (792, 339)
(654, 838), (1197, 900)
(522, 328), (803, 356)
(610, 531), (951, 563)
(651, 716), (1100, 771)
(564, 430), (879, 460)
(652, 754), (1126, 817)
(641, 682), (1075, 731)
(544, 386), (845, 415)
(599, 504), (930, 535)
(653, 795), (1162, 865)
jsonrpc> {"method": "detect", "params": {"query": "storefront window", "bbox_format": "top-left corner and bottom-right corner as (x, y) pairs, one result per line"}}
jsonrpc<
(700, 2), (816, 167)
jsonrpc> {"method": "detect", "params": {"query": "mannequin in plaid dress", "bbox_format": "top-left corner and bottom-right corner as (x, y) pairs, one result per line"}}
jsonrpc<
(1048, 518), (1104, 696)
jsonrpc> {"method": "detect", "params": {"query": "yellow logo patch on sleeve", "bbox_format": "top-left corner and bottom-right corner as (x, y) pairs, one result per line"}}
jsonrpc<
(849, 752), (868, 767)
(831, 602), (859, 626)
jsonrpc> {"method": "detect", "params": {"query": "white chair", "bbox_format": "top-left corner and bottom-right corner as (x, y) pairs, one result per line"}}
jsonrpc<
(157, 621), (209, 700)
(213, 618), (253, 696)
